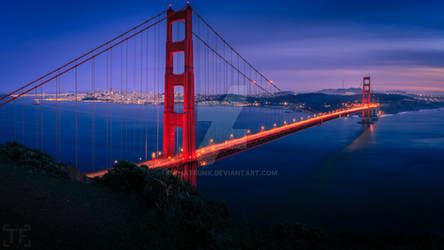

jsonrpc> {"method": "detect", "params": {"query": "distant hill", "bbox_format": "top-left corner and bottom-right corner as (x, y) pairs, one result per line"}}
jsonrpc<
(317, 88), (362, 96)
(274, 91), (296, 96)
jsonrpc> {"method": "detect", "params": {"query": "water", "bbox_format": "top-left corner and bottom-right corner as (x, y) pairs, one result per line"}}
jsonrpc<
(198, 108), (444, 234)
(2, 99), (444, 234)
(0, 98), (303, 172)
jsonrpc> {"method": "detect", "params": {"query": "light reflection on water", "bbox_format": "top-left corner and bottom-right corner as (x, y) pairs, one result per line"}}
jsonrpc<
(198, 108), (444, 234)
(0, 98), (308, 172)
(2, 98), (444, 233)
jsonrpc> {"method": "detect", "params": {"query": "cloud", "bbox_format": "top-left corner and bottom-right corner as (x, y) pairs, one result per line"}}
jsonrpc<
(371, 49), (444, 68)
(268, 66), (444, 92)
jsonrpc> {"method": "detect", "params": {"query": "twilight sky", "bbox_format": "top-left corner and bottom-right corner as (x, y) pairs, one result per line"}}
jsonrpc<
(1, 0), (444, 92)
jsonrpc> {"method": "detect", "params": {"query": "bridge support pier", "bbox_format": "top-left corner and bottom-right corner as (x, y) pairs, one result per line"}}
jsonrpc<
(178, 162), (198, 187)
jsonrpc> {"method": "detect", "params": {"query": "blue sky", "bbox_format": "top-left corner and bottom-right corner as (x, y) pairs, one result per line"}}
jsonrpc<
(1, 0), (444, 92)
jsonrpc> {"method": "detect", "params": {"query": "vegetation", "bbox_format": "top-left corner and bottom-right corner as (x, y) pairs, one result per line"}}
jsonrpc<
(93, 161), (230, 248)
(0, 141), (84, 181)
(1, 142), (444, 249)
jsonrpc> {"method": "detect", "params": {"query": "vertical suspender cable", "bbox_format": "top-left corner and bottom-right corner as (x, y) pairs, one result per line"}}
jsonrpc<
(120, 45), (123, 160)
(13, 100), (16, 141)
(75, 67), (78, 169)
(21, 96), (24, 143)
(110, 48), (113, 165)
(91, 58), (95, 171)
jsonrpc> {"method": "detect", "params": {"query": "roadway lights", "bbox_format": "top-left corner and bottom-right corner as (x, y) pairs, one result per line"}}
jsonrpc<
(283, 121), (287, 125)
(273, 123), (277, 127)
(261, 126), (265, 131)
(292, 118), (296, 122)
(209, 138), (214, 144)
(247, 129), (251, 134)
(152, 152), (156, 159)
(114, 160), (118, 164)
(230, 133), (234, 139)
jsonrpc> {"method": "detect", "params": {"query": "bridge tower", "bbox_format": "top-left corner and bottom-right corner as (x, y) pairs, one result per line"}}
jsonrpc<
(362, 76), (371, 106)
(362, 76), (371, 122)
(163, 4), (196, 160)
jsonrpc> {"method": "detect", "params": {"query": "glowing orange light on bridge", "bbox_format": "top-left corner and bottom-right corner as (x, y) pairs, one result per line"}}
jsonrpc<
(127, 104), (379, 179)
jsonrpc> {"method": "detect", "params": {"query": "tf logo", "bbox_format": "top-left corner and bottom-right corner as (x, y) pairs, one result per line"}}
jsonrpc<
(2, 224), (31, 248)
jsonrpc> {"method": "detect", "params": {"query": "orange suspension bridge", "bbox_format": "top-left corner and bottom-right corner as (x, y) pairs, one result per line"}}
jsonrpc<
(0, 4), (378, 186)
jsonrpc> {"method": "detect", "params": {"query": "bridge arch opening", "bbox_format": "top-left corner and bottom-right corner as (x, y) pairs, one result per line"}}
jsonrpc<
(172, 21), (185, 42)
(174, 86), (184, 114)
(173, 51), (185, 74)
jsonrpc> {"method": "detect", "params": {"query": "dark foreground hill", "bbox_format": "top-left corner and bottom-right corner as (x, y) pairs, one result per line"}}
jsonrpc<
(1, 142), (443, 249)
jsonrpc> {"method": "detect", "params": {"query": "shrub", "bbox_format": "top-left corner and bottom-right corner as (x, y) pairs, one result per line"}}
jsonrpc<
(94, 161), (231, 248)
(0, 142), (83, 181)
(94, 160), (148, 192)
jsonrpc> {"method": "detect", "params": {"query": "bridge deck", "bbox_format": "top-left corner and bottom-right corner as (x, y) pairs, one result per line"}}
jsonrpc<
(86, 104), (378, 178)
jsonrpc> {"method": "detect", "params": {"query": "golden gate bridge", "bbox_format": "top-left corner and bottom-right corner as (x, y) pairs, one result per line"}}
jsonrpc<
(0, 3), (378, 186)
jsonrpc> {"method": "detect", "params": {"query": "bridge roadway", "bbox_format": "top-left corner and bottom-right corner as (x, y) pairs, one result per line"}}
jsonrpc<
(86, 104), (379, 178)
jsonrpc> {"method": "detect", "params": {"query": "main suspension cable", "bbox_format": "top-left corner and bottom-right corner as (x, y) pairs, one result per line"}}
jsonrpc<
(192, 8), (282, 92)
(0, 16), (167, 106)
(192, 32), (272, 95)
(0, 10), (168, 103)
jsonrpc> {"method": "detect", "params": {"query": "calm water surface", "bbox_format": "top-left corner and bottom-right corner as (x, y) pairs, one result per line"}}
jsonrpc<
(2, 99), (444, 234)
(198, 108), (444, 234)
